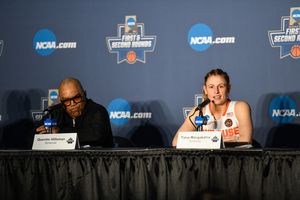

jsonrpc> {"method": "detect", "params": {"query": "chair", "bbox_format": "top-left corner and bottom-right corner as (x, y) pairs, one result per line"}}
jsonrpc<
(113, 136), (135, 147)
(252, 139), (262, 148)
(0, 142), (4, 149)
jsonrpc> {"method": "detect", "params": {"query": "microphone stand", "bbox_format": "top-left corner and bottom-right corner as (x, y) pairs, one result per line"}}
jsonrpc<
(43, 103), (62, 134)
(44, 108), (55, 134)
(197, 107), (204, 132)
(48, 112), (52, 134)
(195, 99), (210, 132)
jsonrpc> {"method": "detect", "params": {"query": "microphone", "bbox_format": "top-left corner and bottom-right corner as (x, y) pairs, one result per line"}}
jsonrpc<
(44, 118), (57, 134)
(195, 116), (208, 126)
(52, 118), (57, 127)
(44, 118), (52, 128)
(195, 99), (211, 111)
(43, 103), (62, 112)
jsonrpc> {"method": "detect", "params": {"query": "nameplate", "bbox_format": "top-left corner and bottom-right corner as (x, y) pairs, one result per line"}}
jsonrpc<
(176, 131), (224, 149)
(32, 133), (79, 150)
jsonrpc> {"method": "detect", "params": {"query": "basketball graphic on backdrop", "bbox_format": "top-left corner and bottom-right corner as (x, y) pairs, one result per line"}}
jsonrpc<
(291, 45), (300, 57)
(126, 51), (136, 62)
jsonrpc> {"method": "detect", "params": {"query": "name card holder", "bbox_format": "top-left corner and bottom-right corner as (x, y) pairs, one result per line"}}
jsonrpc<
(176, 131), (224, 149)
(32, 133), (79, 150)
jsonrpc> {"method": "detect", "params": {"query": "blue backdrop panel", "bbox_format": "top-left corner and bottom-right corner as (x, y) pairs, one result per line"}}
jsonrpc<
(0, 0), (299, 148)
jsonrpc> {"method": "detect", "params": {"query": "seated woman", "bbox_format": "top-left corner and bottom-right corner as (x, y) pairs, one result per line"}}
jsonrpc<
(172, 69), (253, 147)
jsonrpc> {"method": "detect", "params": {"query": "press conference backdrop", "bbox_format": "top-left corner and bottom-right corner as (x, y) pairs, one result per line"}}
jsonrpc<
(0, 1), (300, 149)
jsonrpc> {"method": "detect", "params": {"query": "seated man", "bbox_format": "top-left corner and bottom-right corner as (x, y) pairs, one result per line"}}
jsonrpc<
(27, 78), (114, 148)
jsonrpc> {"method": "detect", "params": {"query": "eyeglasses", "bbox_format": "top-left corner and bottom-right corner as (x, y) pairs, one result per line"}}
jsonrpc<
(60, 92), (84, 106)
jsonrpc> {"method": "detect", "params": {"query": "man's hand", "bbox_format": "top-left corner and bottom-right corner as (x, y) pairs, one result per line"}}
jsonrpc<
(36, 125), (60, 134)
(36, 125), (47, 134)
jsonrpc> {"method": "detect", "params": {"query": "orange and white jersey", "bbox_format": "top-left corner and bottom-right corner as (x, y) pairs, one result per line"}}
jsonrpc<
(202, 100), (239, 137)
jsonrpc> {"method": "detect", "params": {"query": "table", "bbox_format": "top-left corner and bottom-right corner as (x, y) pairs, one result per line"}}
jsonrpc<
(0, 148), (300, 200)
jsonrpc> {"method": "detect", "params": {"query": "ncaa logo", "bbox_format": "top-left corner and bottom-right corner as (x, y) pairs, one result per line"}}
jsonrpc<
(34, 29), (76, 56)
(127, 18), (136, 28)
(33, 29), (57, 56)
(205, 115), (210, 121)
(269, 96), (296, 124)
(44, 118), (52, 128)
(50, 91), (58, 101)
(292, 9), (300, 21)
(188, 24), (213, 51)
(108, 99), (131, 125)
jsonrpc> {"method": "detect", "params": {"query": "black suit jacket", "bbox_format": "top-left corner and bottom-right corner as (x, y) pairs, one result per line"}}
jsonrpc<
(27, 99), (114, 148)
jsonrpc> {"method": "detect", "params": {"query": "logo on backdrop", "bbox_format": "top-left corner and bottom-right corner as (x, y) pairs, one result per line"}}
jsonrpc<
(107, 98), (152, 125)
(48, 89), (60, 106)
(33, 29), (77, 56)
(268, 7), (300, 59)
(0, 40), (3, 56)
(183, 94), (209, 119)
(187, 24), (235, 51)
(269, 96), (298, 124)
(30, 89), (60, 124)
(106, 16), (156, 64)
(30, 97), (48, 124)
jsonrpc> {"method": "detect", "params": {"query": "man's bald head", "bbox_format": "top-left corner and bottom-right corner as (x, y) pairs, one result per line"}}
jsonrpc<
(59, 78), (84, 93)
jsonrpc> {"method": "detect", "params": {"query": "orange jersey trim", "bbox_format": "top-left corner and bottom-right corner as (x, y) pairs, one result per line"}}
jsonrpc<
(208, 100), (232, 117)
